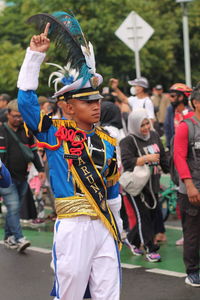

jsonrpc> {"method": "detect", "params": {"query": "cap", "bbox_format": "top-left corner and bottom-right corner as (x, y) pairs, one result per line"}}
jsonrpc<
(7, 99), (19, 112)
(53, 73), (103, 101)
(155, 84), (163, 90)
(128, 77), (149, 89)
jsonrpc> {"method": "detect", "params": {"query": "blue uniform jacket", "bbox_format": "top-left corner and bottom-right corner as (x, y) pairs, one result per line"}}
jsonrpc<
(18, 90), (119, 201)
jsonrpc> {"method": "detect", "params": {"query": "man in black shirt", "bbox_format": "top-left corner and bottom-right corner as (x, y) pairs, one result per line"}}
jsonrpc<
(0, 100), (45, 252)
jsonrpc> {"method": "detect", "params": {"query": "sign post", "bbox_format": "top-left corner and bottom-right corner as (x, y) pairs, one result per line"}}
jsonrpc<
(115, 11), (154, 77)
(176, 0), (193, 87)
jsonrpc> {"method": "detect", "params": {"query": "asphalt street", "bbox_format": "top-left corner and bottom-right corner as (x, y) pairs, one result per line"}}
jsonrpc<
(0, 244), (199, 300)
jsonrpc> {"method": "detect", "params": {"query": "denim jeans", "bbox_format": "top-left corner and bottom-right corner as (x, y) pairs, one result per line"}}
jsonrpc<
(0, 179), (28, 241)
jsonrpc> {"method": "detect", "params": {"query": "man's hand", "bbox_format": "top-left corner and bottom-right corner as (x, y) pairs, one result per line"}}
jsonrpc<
(184, 179), (200, 206)
(30, 23), (50, 53)
(109, 78), (119, 90)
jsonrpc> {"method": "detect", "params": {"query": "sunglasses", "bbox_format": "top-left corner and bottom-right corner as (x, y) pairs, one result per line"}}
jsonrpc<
(169, 94), (177, 98)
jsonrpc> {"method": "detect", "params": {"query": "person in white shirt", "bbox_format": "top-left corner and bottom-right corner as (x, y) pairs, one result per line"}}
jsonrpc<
(110, 77), (155, 122)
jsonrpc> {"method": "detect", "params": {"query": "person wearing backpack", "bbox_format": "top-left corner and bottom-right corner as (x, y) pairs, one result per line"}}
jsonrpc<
(164, 83), (193, 246)
(174, 84), (200, 287)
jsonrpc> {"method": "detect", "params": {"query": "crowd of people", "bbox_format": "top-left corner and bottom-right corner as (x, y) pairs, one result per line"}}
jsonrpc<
(0, 10), (199, 300)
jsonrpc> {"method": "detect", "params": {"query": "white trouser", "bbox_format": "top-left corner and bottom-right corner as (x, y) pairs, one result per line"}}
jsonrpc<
(52, 216), (120, 300)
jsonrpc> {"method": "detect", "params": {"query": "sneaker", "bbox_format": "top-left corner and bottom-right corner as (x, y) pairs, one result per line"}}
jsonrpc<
(131, 246), (144, 256)
(185, 273), (200, 287)
(17, 237), (31, 252)
(4, 236), (18, 249)
(123, 239), (144, 256)
(176, 237), (184, 246)
(146, 252), (161, 262)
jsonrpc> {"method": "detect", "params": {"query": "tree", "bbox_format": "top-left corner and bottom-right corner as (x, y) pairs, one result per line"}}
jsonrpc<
(0, 0), (199, 97)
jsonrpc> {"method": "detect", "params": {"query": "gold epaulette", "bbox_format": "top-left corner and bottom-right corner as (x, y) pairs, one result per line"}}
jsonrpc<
(95, 127), (117, 146)
(52, 119), (77, 129)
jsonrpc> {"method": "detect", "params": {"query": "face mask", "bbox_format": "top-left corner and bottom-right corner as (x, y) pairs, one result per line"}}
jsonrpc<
(130, 87), (136, 96)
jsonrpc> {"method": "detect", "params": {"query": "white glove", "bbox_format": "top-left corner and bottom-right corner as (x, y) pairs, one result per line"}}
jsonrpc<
(107, 195), (123, 234)
(17, 47), (46, 91)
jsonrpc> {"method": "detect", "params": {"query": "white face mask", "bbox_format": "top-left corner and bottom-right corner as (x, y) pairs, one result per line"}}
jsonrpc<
(130, 87), (136, 96)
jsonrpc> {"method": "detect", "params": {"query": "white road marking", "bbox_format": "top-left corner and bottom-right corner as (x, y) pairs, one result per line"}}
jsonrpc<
(27, 246), (51, 254)
(146, 268), (186, 277)
(121, 263), (141, 269)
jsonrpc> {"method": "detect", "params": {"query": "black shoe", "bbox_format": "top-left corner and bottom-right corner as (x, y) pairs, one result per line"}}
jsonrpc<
(185, 272), (200, 287)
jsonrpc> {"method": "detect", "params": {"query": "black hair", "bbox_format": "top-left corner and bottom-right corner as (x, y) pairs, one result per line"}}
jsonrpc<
(0, 93), (11, 102)
(190, 83), (200, 109)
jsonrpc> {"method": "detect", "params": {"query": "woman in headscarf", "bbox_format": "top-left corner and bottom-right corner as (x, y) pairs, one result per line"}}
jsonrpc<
(120, 109), (169, 262)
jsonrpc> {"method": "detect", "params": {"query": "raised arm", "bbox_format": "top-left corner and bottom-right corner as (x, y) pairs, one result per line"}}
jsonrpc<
(109, 78), (129, 104)
(17, 23), (51, 133)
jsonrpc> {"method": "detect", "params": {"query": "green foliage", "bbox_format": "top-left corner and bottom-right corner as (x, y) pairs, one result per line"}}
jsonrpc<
(0, 0), (199, 97)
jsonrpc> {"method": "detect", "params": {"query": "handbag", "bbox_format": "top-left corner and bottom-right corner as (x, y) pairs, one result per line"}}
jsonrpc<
(4, 123), (34, 163)
(119, 135), (151, 196)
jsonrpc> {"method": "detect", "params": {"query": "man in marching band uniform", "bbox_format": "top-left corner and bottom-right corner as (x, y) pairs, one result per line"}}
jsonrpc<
(17, 12), (122, 300)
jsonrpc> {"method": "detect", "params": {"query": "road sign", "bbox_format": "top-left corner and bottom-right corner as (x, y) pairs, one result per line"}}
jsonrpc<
(115, 11), (154, 52)
(115, 11), (154, 77)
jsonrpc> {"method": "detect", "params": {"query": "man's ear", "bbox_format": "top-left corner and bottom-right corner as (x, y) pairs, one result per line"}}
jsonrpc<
(66, 100), (75, 116)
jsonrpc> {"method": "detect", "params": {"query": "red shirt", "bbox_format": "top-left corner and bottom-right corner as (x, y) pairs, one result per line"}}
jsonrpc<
(173, 115), (195, 180)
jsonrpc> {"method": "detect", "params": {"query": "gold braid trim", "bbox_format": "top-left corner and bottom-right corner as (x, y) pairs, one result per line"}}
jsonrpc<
(23, 122), (29, 137)
(38, 111), (45, 132)
(55, 196), (97, 217)
(95, 127), (117, 146)
(52, 119), (76, 129)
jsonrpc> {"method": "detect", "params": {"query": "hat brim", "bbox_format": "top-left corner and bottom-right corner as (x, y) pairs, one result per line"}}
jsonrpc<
(128, 80), (148, 88)
(56, 91), (103, 102)
(73, 92), (103, 101)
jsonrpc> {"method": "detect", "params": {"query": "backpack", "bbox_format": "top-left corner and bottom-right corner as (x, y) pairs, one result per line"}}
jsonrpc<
(169, 118), (195, 186)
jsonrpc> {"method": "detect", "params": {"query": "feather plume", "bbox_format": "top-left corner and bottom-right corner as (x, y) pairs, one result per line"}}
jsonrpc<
(46, 62), (79, 92)
(81, 42), (96, 75)
(27, 11), (92, 88)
